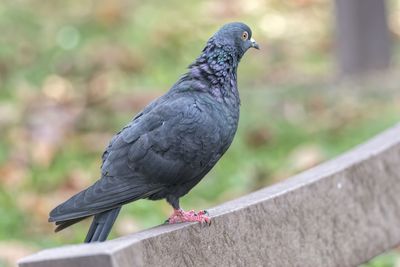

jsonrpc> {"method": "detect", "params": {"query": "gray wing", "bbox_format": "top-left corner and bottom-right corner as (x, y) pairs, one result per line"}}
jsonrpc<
(50, 94), (222, 222)
(101, 94), (223, 185)
(49, 175), (160, 222)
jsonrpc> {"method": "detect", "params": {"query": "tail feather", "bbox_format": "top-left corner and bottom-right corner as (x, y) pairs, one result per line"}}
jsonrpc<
(84, 208), (121, 243)
(55, 217), (89, 232)
(48, 176), (163, 242)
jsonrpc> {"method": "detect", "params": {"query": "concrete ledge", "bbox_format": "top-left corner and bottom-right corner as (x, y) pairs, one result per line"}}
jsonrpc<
(19, 123), (400, 267)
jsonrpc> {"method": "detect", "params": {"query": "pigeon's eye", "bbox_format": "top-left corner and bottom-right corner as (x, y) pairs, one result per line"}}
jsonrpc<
(241, 31), (248, 41)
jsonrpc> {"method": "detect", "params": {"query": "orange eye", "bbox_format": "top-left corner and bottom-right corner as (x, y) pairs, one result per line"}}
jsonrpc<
(241, 31), (248, 40)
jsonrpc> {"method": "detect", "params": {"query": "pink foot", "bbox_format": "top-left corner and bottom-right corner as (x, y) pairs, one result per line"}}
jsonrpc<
(166, 209), (211, 225)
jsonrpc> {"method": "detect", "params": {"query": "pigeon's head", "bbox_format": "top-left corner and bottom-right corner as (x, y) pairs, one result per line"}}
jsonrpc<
(212, 22), (259, 57)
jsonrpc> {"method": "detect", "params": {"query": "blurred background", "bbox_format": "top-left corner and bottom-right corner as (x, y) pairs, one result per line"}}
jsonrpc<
(0, 0), (399, 266)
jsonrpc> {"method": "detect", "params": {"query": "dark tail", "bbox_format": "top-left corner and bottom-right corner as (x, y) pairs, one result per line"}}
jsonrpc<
(84, 207), (121, 243)
(55, 217), (89, 232)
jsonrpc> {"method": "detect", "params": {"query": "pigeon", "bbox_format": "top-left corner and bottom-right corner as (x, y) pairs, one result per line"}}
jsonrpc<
(49, 22), (259, 243)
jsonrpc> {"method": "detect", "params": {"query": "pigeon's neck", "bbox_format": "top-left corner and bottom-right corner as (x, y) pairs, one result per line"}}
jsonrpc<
(187, 39), (240, 103)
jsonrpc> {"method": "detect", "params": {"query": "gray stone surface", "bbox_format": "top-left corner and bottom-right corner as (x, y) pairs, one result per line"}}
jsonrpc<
(19, 123), (400, 267)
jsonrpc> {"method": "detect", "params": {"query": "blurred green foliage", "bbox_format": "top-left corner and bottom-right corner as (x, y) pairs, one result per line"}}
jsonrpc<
(0, 0), (399, 266)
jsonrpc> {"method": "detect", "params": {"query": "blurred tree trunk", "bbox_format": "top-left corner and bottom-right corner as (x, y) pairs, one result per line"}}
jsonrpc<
(334, 0), (391, 77)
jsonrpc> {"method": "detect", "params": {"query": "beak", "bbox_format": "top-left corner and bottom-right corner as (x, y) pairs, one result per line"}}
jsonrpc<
(250, 38), (260, 50)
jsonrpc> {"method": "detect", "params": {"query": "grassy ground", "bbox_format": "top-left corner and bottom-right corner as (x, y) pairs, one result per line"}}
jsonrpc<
(0, 0), (399, 266)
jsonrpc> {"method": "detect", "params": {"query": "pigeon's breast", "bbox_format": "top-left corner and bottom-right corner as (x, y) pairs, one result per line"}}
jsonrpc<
(196, 92), (240, 154)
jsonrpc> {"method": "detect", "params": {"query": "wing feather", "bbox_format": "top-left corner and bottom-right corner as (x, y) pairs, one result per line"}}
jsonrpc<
(49, 176), (162, 222)
(50, 94), (226, 223)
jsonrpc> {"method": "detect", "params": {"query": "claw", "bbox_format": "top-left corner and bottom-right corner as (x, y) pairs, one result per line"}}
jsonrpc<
(201, 210), (209, 216)
(203, 215), (211, 226)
